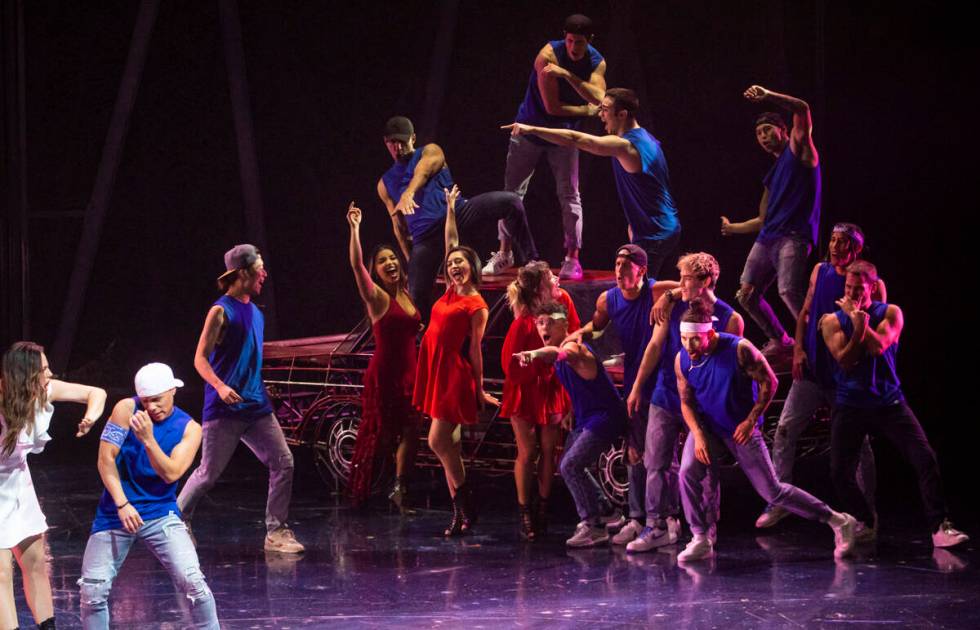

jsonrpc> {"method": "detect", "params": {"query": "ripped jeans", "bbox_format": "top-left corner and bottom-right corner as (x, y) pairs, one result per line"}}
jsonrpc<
(78, 513), (219, 629)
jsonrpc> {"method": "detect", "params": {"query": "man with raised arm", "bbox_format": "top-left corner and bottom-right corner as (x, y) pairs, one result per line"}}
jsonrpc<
(721, 85), (821, 363)
(674, 300), (855, 562)
(378, 116), (538, 318)
(500, 13), (606, 280)
(821, 261), (969, 549)
(177, 245), (304, 554)
(624, 252), (743, 553)
(79, 363), (219, 629)
(503, 87), (681, 278)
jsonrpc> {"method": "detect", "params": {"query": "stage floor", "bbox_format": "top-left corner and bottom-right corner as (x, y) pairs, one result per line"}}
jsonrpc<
(20, 456), (979, 629)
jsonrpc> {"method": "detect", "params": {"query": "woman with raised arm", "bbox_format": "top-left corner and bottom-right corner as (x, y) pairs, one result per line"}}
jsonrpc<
(413, 185), (498, 536)
(500, 261), (580, 540)
(346, 202), (422, 510)
(1, 341), (106, 630)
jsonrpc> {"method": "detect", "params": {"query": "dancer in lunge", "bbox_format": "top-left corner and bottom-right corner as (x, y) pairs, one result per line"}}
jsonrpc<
(500, 261), (580, 539)
(515, 302), (627, 548)
(346, 203), (421, 510)
(821, 261), (969, 549)
(502, 13), (606, 280)
(756, 224), (882, 532)
(674, 301), (855, 562)
(1, 341), (106, 630)
(625, 252), (743, 553)
(503, 87), (680, 277)
(78, 363), (219, 630)
(413, 186), (498, 536)
(721, 85), (821, 364)
(178, 244), (304, 554)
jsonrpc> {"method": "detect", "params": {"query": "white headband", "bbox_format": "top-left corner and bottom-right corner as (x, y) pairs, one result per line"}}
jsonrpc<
(545, 312), (567, 321)
(680, 322), (713, 334)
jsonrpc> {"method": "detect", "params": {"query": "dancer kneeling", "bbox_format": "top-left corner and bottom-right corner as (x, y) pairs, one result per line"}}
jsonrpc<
(674, 300), (855, 562)
(515, 302), (627, 548)
(79, 363), (219, 629)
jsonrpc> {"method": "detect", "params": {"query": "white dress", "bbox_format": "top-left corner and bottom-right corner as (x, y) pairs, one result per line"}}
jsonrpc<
(0, 388), (53, 548)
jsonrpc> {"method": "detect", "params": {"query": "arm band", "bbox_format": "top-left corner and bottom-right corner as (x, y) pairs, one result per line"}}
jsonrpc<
(100, 422), (129, 448)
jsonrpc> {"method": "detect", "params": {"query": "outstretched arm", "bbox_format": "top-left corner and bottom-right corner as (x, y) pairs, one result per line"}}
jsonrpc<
(721, 188), (768, 236)
(735, 339), (777, 444)
(444, 185), (461, 253)
(395, 144), (447, 215)
(501, 123), (640, 170)
(744, 84), (818, 167)
(515, 339), (598, 380)
(47, 379), (107, 437)
(347, 202), (388, 320)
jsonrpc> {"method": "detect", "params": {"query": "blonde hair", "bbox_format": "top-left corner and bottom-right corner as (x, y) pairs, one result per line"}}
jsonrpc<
(677, 252), (720, 288)
(506, 261), (552, 317)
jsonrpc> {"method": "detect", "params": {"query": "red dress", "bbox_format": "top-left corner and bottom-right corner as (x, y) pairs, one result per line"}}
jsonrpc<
(413, 287), (488, 425)
(500, 289), (581, 425)
(349, 296), (420, 505)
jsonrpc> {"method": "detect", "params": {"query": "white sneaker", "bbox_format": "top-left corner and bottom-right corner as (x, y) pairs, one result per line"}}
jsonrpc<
(481, 250), (514, 275)
(626, 519), (678, 553)
(566, 520), (610, 548)
(932, 519), (970, 548)
(755, 505), (790, 528)
(612, 519), (644, 545)
(678, 535), (715, 562)
(559, 257), (583, 281)
(604, 513), (627, 533)
(265, 526), (305, 554)
(832, 513), (857, 558)
(602, 353), (625, 368)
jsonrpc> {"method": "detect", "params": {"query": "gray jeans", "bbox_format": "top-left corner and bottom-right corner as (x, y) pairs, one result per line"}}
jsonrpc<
(560, 427), (616, 521)
(625, 404), (648, 520)
(503, 134), (582, 250)
(774, 378), (876, 508)
(738, 235), (810, 341)
(643, 404), (683, 522)
(177, 413), (294, 533)
(681, 429), (832, 537)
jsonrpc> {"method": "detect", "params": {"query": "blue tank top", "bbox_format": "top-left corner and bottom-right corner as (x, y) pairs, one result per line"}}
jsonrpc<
(381, 145), (462, 241)
(679, 333), (757, 436)
(516, 40), (604, 134)
(611, 127), (680, 244)
(833, 302), (904, 408)
(202, 295), (274, 422)
(554, 342), (627, 441)
(605, 278), (656, 403)
(804, 263), (845, 388)
(758, 144), (821, 245)
(91, 398), (192, 533)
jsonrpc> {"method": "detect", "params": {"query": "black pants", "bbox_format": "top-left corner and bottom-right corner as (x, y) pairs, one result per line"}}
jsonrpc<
(830, 401), (947, 529)
(408, 191), (538, 319)
(639, 230), (681, 280)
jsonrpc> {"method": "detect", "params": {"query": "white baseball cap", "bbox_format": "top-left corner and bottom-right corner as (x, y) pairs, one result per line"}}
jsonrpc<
(134, 363), (185, 398)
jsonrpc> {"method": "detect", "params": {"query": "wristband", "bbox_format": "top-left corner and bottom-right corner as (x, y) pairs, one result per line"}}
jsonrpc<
(117, 501), (130, 510)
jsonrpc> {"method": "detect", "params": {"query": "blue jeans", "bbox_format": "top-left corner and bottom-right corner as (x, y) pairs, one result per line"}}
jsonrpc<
(503, 134), (582, 251)
(560, 428), (616, 522)
(643, 404), (683, 522)
(681, 429), (832, 537)
(78, 513), (219, 629)
(738, 235), (810, 341)
(625, 403), (648, 520)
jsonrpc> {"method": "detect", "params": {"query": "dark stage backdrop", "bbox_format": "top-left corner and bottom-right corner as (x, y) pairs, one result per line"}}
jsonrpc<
(3, 3), (975, 504)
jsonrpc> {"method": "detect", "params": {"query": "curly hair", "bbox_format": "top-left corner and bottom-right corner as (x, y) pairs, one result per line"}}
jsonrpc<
(0, 341), (48, 458)
(677, 252), (720, 288)
(506, 260), (553, 317)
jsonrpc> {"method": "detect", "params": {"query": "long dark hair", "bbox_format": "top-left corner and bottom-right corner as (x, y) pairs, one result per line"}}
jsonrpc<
(0, 341), (47, 458)
(446, 245), (482, 288)
(369, 243), (409, 297)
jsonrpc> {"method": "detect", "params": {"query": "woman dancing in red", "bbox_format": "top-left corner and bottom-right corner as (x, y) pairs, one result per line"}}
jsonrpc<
(500, 262), (580, 540)
(413, 186), (498, 536)
(346, 203), (421, 509)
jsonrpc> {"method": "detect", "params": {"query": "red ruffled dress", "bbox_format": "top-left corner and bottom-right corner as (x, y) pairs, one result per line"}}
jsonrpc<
(413, 288), (488, 425)
(349, 296), (421, 505)
(499, 289), (581, 425)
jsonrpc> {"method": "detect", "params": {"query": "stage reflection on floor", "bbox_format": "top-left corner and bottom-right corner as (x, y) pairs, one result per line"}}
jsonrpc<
(17, 458), (978, 629)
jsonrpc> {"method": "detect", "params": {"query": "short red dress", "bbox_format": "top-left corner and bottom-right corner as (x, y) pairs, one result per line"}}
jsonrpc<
(349, 295), (420, 505)
(499, 289), (581, 425)
(413, 287), (488, 425)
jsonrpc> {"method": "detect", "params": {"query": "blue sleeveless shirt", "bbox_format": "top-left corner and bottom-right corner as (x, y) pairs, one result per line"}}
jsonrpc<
(554, 342), (627, 440)
(652, 298), (734, 414)
(91, 398), (192, 533)
(516, 39), (604, 134)
(758, 144), (821, 246)
(679, 333), (758, 436)
(804, 263), (845, 388)
(611, 128), (680, 245)
(202, 295), (274, 422)
(606, 278), (656, 403)
(381, 145), (462, 241)
(833, 302), (903, 408)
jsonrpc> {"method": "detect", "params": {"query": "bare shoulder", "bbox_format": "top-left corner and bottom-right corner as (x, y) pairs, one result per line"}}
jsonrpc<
(109, 398), (137, 427)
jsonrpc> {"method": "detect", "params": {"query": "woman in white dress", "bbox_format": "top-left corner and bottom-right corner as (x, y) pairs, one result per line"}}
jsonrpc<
(0, 341), (106, 629)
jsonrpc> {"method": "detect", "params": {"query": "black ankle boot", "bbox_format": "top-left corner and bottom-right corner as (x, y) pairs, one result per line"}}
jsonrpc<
(535, 496), (550, 536)
(519, 503), (536, 541)
(37, 617), (56, 630)
(456, 482), (476, 533)
(444, 497), (465, 536)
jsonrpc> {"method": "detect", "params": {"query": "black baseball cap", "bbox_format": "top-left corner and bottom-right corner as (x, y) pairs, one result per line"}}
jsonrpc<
(384, 116), (415, 142)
